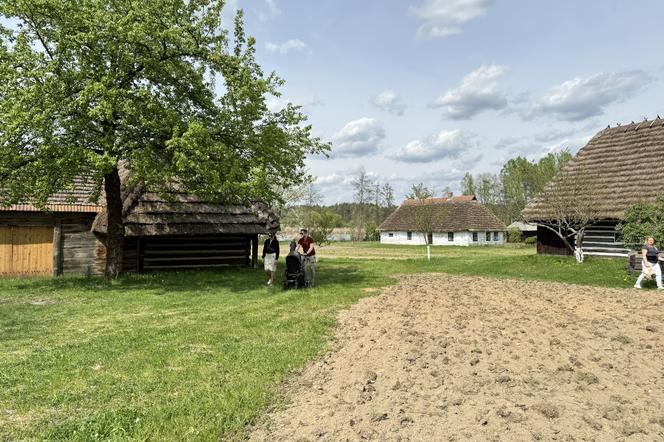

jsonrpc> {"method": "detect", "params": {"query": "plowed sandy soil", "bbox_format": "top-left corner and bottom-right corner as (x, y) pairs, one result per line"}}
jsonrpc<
(250, 274), (664, 441)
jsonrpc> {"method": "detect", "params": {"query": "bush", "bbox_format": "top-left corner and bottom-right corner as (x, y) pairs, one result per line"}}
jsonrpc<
(619, 194), (664, 249)
(507, 227), (522, 243)
(524, 236), (537, 245)
(364, 221), (380, 241)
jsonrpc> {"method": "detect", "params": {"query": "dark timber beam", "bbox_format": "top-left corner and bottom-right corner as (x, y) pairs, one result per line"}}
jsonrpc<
(52, 220), (63, 276)
(251, 234), (258, 269)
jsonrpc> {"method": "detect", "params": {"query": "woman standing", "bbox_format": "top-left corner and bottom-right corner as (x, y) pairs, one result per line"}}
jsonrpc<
(634, 237), (663, 289)
(262, 231), (280, 286)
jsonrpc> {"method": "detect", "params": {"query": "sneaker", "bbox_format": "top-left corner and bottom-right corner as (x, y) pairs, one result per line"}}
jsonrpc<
(634, 284), (641, 289)
(267, 280), (272, 286)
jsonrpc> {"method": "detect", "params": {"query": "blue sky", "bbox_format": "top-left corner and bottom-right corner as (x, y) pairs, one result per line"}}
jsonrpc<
(234, 0), (664, 203)
(5, 1), (663, 204)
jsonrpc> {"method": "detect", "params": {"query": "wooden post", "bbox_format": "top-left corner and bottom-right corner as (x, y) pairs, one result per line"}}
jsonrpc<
(251, 234), (258, 269)
(52, 220), (63, 276)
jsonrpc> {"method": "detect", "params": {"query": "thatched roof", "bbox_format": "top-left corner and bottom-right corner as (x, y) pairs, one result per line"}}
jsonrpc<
(522, 118), (664, 221)
(379, 198), (506, 232)
(92, 182), (279, 237)
(0, 177), (103, 213)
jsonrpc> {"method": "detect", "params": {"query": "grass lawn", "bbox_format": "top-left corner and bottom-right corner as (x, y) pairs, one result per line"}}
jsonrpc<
(0, 243), (644, 441)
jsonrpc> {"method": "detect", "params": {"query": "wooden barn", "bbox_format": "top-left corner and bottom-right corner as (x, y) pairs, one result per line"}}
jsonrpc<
(378, 196), (507, 246)
(0, 178), (105, 276)
(0, 177), (278, 277)
(522, 118), (664, 257)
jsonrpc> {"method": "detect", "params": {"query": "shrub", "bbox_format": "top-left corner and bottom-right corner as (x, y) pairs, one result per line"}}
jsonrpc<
(524, 236), (537, 245)
(507, 227), (522, 243)
(619, 194), (664, 250)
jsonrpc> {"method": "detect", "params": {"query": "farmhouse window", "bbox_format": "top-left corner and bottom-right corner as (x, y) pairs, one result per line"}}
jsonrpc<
(486, 232), (491, 241)
(493, 232), (499, 241)
(472, 232), (478, 242)
(407, 232), (412, 240)
(388, 232), (394, 237)
(448, 232), (454, 241)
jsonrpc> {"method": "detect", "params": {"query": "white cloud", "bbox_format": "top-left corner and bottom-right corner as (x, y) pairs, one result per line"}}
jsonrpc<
(265, 0), (281, 18)
(331, 118), (386, 157)
(266, 95), (322, 114)
(371, 90), (407, 116)
(410, 0), (494, 39)
(431, 64), (508, 119)
(391, 129), (476, 163)
(527, 70), (654, 121)
(265, 39), (309, 55)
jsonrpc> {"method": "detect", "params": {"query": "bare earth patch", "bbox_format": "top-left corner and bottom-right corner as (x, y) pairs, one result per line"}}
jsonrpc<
(251, 274), (664, 441)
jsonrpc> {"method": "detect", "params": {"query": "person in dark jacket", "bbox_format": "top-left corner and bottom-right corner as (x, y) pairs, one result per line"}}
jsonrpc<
(262, 231), (280, 286)
(634, 236), (664, 289)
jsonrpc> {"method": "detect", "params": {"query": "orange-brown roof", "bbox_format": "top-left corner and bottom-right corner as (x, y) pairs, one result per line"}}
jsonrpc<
(522, 118), (664, 221)
(0, 177), (103, 213)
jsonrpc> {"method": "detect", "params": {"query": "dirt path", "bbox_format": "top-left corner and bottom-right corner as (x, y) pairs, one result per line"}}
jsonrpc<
(250, 274), (664, 441)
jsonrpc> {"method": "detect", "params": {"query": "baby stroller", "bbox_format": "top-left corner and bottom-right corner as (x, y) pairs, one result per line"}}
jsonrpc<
(283, 253), (306, 289)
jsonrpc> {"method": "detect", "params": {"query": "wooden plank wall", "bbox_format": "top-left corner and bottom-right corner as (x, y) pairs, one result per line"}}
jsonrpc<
(133, 235), (251, 271)
(62, 222), (105, 276)
(0, 213), (104, 276)
(0, 225), (53, 276)
(0, 226), (11, 275)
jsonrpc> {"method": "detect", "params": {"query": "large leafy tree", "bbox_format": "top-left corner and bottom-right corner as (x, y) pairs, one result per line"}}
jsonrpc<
(0, 1), (328, 277)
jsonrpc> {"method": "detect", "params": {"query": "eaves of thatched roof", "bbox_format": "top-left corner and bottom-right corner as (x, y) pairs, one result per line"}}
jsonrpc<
(522, 118), (664, 221)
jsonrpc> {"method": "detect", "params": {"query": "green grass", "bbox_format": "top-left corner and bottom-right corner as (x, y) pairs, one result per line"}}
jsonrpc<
(0, 244), (644, 441)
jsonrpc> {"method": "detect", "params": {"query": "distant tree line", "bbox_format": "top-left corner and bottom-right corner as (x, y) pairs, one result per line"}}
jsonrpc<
(460, 150), (573, 224)
(280, 150), (573, 242)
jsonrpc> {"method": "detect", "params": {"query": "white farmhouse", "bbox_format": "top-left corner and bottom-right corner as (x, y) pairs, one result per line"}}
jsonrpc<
(378, 196), (507, 246)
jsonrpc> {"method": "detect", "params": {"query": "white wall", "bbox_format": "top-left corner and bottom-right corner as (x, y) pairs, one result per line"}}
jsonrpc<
(380, 231), (505, 246)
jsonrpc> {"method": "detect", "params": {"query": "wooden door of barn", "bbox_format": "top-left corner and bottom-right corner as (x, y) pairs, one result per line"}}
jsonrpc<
(0, 226), (53, 276)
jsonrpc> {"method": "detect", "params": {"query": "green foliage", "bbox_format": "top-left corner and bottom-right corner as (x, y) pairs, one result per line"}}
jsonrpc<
(309, 208), (343, 246)
(459, 150), (572, 224)
(461, 173), (476, 196)
(406, 182), (434, 199)
(507, 227), (523, 243)
(524, 236), (537, 245)
(364, 220), (380, 241)
(0, 1), (328, 207)
(500, 150), (572, 222)
(618, 194), (664, 249)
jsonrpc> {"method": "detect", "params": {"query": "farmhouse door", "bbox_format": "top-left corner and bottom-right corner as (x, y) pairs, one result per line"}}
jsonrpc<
(0, 226), (53, 276)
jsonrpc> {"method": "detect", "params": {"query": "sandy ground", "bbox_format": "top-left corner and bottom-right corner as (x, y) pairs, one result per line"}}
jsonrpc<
(250, 274), (664, 441)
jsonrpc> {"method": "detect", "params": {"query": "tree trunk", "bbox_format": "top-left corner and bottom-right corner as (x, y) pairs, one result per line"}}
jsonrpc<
(574, 228), (585, 263)
(104, 167), (124, 278)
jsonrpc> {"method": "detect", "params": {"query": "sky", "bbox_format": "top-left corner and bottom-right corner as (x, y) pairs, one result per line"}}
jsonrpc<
(229, 0), (664, 204)
(5, 1), (664, 204)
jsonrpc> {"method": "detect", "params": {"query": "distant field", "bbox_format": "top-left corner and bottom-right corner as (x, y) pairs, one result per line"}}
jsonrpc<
(0, 243), (642, 441)
(319, 241), (535, 260)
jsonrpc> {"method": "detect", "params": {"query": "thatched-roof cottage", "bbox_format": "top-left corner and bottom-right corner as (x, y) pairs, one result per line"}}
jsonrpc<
(0, 176), (278, 276)
(522, 118), (664, 256)
(379, 196), (507, 246)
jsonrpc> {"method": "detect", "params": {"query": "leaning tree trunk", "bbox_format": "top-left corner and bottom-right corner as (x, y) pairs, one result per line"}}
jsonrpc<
(104, 167), (124, 278)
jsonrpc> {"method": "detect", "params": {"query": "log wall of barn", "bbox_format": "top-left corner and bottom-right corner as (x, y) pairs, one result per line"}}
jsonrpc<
(122, 234), (253, 272)
(536, 225), (573, 256)
(0, 212), (105, 276)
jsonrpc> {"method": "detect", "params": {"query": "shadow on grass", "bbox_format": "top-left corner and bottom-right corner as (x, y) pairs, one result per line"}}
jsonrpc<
(2, 262), (385, 297)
